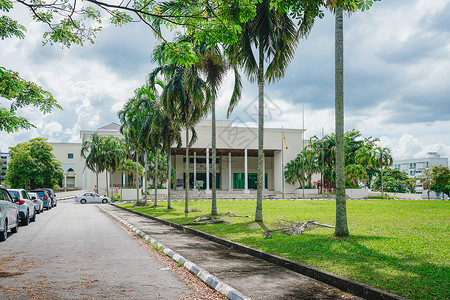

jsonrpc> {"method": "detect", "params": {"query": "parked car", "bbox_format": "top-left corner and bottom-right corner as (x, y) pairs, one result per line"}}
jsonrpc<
(0, 186), (19, 241)
(75, 192), (110, 204)
(28, 192), (44, 214)
(30, 189), (51, 210)
(7, 188), (36, 225)
(43, 188), (57, 207)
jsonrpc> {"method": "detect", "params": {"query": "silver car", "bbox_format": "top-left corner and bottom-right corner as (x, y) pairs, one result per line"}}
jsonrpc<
(75, 192), (110, 204)
(8, 189), (36, 225)
(0, 186), (19, 241)
(28, 192), (44, 214)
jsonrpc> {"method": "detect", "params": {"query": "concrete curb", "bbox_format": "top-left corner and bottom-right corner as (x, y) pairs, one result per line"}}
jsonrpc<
(111, 203), (406, 300)
(98, 205), (250, 300)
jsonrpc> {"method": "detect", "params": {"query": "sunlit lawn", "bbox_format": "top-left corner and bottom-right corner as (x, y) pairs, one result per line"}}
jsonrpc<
(120, 199), (449, 300)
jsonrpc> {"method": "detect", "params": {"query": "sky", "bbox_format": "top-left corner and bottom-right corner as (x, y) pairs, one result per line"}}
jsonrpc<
(1, 0), (449, 161)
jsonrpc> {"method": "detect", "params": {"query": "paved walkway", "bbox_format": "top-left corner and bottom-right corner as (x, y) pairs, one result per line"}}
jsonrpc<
(101, 205), (362, 300)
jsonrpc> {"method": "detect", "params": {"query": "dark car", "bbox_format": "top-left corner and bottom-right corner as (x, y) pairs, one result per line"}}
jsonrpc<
(30, 189), (52, 210)
(44, 189), (57, 207)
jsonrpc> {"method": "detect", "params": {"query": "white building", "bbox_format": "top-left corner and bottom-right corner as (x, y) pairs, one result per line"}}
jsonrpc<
(0, 152), (10, 184)
(393, 152), (448, 193)
(51, 121), (306, 195)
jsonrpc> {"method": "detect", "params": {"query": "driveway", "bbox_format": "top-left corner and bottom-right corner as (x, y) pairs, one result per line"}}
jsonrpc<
(0, 201), (192, 299)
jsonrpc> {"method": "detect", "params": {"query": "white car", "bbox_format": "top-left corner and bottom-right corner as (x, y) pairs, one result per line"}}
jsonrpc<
(75, 192), (110, 204)
(28, 192), (44, 213)
(8, 189), (36, 225)
(1, 186), (19, 241)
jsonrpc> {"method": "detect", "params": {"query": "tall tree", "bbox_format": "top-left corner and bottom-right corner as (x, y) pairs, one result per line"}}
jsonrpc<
(102, 136), (126, 197)
(227, 0), (308, 222)
(430, 165), (450, 199)
(372, 146), (393, 196)
(81, 133), (106, 193)
(5, 138), (63, 190)
(150, 40), (210, 213)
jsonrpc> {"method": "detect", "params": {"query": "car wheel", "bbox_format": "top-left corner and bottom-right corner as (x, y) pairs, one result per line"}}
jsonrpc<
(80, 199), (87, 204)
(11, 218), (18, 234)
(30, 212), (36, 222)
(36, 208), (40, 214)
(102, 199), (108, 204)
(0, 220), (7, 241)
(22, 212), (30, 226)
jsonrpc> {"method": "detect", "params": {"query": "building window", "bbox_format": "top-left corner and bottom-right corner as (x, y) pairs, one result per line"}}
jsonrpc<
(409, 163), (416, 169)
(68, 153), (74, 159)
(233, 173), (268, 189)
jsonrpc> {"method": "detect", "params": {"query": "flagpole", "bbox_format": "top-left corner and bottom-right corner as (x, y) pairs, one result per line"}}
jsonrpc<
(281, 126), (284, 199)
(302, 104), (305, 199)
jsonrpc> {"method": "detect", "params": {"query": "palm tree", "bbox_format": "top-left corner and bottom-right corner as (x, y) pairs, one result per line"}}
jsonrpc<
(195, 42), (242, 215)
(102, 136), (126, 197)
(420, 168), (433, 200)
(355, 146), (375, 187)
(118, 94), (147, 204)
(81, 133), (106, 194)
(227, 0), (306, 222)
(150, 41), (210, 214)
(372, 146), (393, 196)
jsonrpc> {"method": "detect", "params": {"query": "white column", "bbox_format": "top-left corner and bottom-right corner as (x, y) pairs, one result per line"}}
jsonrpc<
(64, 174), (67, 188)
(228, 152), (232, 191)
(263, 152), (265, 190)
(74, 173), (76, 188)
(194, 152), (197, 189)
(206, 147), (210, 190)
(244, 148), (248, 191)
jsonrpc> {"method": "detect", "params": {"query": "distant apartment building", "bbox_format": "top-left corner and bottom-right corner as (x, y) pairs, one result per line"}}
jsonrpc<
(0, 152), (10, 184)
(393, 152), (449, 194)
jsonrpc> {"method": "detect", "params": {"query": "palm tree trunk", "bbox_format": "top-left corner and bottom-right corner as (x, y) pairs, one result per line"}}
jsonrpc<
(380, 167), (384, 196)
(105, 171), (108, 197)
(144, 151), (148, 205)
(255, 42), (264, 223)
(185, 128), (189, 213)
(136, 150), (140, 204)
(334, 7), (349, 237)
(211, 96), (217, 215)
(154, 153), (158, 206)
(96, 172), (99, 194)
(167, 144), (172, 209)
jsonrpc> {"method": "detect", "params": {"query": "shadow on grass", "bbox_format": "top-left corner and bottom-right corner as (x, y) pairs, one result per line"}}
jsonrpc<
(237, 233), (448, 299)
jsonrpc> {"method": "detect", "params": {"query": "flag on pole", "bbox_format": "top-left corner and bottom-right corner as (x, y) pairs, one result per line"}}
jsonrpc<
(282, 131), (288, 149)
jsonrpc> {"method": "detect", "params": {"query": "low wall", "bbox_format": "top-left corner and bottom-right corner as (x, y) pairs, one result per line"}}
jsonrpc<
(346, 189), (369, 199)
(120, 188), (142, 201)
(295, 189), (319, 195)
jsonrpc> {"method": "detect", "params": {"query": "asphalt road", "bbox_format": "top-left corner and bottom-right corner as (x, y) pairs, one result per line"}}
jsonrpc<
(0, 200), (191, 299)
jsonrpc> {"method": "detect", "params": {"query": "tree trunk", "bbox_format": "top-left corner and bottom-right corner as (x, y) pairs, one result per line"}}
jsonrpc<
(144, 151), (148, 205)
(255, 42), (264, 222)
(154, 153), (158, 206)
(185, 128), (189, 214)
(380, 168), (384, 196)
(96, 172), (99, 194)
(211, 96), (217, 215)
(334, 7), (349, 237)
(105, 171), (108, 197)
(136, 151), (140, 203)
(167, 144), (172, 209)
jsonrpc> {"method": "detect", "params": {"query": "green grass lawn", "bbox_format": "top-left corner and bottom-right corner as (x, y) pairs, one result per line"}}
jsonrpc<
(120, 199), (450, 300)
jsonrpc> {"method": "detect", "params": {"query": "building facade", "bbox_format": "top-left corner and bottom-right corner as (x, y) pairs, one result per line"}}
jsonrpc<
(51, 121), (306, 195)
(393, 152), (449, 193)
(0, 152), (10, 184)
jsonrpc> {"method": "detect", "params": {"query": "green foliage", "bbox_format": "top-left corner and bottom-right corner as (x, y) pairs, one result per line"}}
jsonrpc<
(430, 165), (450, 197)
(111, 194), (122, 202)
(372, 168), (415, 193)
(345, 164), (366, 188)
(0, 67), (62, 132)
(5, 138), (63, 190)
(123, 199), (449, 300)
